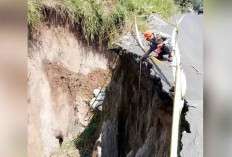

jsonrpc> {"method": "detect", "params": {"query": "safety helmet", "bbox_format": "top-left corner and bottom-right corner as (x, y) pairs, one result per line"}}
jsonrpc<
(144, 31), (152, 40)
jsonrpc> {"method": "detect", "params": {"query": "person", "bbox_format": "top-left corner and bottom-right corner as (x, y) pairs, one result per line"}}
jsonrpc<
(140, 31), (173, 62)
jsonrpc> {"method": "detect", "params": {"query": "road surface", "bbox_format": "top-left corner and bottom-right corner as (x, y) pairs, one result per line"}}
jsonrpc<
(117, 13), (203, 157)
(147, 13), (203, 157)
(173, 14), (203, 157)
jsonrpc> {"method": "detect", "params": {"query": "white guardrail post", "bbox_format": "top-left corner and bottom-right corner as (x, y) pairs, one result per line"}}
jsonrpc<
(170, 16), (187, 157)
(134, 15), (187, 157)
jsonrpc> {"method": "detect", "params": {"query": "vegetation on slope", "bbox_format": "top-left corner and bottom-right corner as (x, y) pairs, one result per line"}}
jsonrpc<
(190, 0), (202, 10)
(28, 1), (45, 38)
(28, 0), (178, 47)
(175, 0), (203, 13)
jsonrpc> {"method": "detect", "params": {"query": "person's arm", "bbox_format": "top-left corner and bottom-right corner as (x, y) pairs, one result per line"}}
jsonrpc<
(144, 45), (155, 58)
(163, 40), (169, 45)
(140, 42), (156, 60)
(158, 32), (171, 45)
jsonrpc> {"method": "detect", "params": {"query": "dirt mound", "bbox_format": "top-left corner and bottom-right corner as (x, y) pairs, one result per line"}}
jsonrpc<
(44, 60), (110, 102)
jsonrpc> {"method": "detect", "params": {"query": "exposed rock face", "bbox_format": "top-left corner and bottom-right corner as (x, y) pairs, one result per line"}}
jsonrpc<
(94, 51), (188, 156)
(28, 13), (192, 157)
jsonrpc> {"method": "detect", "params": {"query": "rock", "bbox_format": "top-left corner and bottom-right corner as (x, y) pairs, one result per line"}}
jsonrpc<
(89, 98), (104, 111)
(90, 98), (98, 107)
(95, 51), (189, 156)
(93, 89), (101, 96)
(126, 150), (135, 157)
(93, 88), (105, 97)
(96, 94), (105, 101)
(94, 101), (103, 111)
(147, 13), (167, 30)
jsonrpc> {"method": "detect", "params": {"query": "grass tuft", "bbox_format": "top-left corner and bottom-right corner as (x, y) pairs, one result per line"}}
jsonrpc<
(28, 0), (178, 46)
(74, 110), (101, 157)
(28, 1), (45, 38)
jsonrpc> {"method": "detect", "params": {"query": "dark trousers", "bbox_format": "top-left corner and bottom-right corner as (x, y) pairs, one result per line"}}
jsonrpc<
(159, 44), (172, 57)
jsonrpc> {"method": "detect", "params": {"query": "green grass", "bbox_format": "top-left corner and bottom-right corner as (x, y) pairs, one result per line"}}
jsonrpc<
(191, 0), (202, 10)
(74, 110), (101, 157)
(175, 0), (202, 13)
(28, 0), (178, 46)
(175, 0), (191, 13)
(28, 1), (45, 38)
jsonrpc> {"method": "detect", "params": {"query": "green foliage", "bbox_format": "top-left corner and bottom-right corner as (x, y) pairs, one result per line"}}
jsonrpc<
(190, 0), (202, 10)
(147, 0), (178, 19)
(28, 0), (178, 46)
(28, 1), (45, 38)
(119, 0), (177, 19)
(178, 4), (191, 13)
(74, 110), (100, 157)
(80, 149), (91, 157)
(175, 0), (202, 13)
(64, 0), (102, 43)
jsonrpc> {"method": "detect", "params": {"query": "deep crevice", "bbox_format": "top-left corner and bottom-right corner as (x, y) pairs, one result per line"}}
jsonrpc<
(56, 135), (63, 146)
(97, 49), (191, 156)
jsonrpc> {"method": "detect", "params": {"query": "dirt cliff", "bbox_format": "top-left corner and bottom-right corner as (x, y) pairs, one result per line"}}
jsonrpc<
(94, 50), (189, 157)
(28, 23), (114, 156)
(28, 10), (191, 157)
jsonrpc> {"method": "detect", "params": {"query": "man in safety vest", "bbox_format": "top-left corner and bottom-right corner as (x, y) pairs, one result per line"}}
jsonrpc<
(140, 31), (173, 62)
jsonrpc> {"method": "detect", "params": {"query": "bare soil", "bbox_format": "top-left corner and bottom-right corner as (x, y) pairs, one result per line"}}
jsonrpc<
(43, 60), (111, 156)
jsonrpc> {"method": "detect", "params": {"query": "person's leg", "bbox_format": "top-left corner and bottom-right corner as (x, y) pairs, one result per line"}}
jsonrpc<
(162, 44), (173, 62)
(157, 51), (164, 59)
(162, 44), (172, 55)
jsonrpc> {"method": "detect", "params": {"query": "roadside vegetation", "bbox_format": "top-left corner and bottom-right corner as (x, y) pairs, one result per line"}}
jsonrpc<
(175, 0), (203, 13)
(74, 110), (100, 157)
(28, 0), (178, 47)
(190, 0), (202, 10)
(28, 1), (45, 39)
(28, 0), (202, 45)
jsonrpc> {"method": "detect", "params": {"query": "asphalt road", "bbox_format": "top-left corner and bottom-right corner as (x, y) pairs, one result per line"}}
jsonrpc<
(179, 14), (203, 101)
(117, 13), (203, 157)
(118, 13), (203, 103)
(147, 13), (204, 157)
(177, 14), (203, 157)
